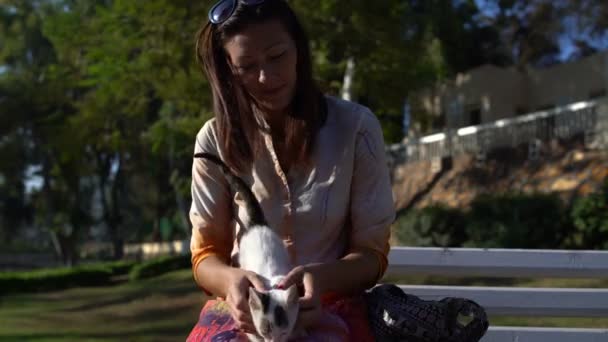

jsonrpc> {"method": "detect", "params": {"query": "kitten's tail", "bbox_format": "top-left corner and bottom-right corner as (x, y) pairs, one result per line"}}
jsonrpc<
(194, 152), (268, 227)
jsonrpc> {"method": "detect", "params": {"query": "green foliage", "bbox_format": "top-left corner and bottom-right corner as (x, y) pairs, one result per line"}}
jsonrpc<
(0, 259), (139, 294)
(570, 180), (608, 249)
(102, 259), (138, 276)
(394, 192), (583, 249)
(465, 193), (571, 248)
(3, 0), (606, 263)
(394, 205), (467, 247)
(291, 0), (452, 142)
(0, 265), (113, 295)
(128, 255), (191, 281)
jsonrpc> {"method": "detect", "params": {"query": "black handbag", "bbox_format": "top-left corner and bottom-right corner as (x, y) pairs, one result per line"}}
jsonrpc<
(364, 284), (489, 342)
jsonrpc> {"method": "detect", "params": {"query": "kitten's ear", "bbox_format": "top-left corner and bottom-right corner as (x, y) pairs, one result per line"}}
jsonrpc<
(249, 287), (262, 311)
(286, 284), (299, 305)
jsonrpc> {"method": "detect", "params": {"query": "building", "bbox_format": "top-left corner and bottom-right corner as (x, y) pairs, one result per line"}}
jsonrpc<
(411, 50), (608, 131)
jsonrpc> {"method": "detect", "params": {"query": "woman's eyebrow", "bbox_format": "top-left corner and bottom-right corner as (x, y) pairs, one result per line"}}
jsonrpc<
(263, 40), (288, 51)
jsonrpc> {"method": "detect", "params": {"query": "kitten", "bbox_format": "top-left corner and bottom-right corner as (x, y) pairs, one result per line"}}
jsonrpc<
(194, 152), (299, 342)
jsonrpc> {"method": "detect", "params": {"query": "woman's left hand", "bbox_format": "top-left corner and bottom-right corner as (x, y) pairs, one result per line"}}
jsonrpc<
(277, 265), (322, 331)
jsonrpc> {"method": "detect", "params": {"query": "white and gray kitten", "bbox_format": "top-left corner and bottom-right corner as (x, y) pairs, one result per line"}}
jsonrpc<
(194, 152), (299, 342)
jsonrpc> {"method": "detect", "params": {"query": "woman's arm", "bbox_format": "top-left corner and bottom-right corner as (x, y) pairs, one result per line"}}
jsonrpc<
(277, 249), (380, 331)
(299, 248), (380, 297)
(195, 255), (237, 298)
(195, 251), (266, 335)
(189, 121), (266, 333)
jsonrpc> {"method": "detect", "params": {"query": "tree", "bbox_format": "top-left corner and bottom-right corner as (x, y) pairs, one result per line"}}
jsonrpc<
(291, 0), (454, 142)
(43, 0), (213, 257)
(0, 0), (95, 264)
(478, 0), (608, 67)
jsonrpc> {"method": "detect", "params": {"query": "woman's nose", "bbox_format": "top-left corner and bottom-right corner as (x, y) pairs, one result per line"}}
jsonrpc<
(258, 68), (267, 84)
(257, 62), (278, 85)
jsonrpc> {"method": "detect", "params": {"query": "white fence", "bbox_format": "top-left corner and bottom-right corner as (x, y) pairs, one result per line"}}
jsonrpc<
(386, 247), (608, 342)
(388, 98), (608, 164)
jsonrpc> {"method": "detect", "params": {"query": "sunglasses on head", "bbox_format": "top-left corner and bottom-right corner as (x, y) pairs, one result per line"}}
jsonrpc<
(208, 0), (266, 25)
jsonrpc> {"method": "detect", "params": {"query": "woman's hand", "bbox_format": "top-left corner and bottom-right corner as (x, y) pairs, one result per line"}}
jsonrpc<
(225, 268), (267, 334)
(277, 265), (322, 331)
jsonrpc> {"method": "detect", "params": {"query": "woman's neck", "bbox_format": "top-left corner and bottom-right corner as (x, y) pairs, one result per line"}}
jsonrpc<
(256, 107), (291, 172)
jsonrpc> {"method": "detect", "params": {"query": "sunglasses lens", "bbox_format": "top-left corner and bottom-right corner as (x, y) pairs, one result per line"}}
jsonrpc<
(209, 0), (236, 24)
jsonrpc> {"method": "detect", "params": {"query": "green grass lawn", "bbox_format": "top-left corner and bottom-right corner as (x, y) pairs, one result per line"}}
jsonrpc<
(1, 270), (606, 342)
(0, 269), (207, 342)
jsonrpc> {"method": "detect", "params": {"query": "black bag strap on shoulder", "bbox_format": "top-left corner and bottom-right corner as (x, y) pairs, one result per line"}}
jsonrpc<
(364, 284), (489, 342)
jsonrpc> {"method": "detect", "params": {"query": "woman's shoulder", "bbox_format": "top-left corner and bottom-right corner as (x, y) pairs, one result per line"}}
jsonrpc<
(195, 117), (221, 153)
(324, 95), (382, 134)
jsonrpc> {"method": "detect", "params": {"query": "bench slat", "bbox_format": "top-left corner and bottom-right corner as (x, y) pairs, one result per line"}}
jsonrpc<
(388, 247), (608, 278)
(397, 285), (608, 317)
(481, 326), (608, 342)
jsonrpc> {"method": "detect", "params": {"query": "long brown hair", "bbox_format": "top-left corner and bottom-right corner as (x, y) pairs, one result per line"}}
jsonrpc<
(196, 0), (327, 172)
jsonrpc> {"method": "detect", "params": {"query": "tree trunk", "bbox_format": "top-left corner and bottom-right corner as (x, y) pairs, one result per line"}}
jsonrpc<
(42, 155), (63, 265)
(109, 153), (124, 259)
(168, 139), (191, 237)
(341, 56), (356, 101)
(95, 151), (124, 260)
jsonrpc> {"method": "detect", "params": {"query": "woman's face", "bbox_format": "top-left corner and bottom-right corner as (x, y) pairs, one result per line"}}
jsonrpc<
(224, 19), (297, 116)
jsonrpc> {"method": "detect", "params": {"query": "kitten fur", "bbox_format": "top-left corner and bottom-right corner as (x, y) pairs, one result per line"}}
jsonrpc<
(194, 152), (299, 342)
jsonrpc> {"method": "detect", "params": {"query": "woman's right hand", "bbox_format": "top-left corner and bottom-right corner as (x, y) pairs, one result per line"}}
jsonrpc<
(225, 268), (267, 334)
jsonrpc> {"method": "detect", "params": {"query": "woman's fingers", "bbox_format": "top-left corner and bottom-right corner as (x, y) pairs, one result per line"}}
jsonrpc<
(228, 301), (255, 331)
(277, 266), (304, 289)
(300, 271), (316, 299)
(227, 283), (254, 329)
(245, 271), (267, 292)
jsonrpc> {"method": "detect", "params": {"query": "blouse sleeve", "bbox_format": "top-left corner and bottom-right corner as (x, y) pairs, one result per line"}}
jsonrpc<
(189, 119), (234, 293)
(348, 108), (396, 281)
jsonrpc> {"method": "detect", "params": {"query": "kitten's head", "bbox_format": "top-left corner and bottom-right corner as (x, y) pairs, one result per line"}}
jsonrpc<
(248, 285), (299, 342)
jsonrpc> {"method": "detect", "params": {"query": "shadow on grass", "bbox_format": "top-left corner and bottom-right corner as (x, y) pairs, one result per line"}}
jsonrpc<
(0, 322), (194, 341)
(1, 305), (200, 341)
(58, 283), (200, 313)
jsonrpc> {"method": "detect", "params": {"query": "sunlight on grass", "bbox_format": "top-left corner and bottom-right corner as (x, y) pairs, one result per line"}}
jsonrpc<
(2, 269), (607, 341)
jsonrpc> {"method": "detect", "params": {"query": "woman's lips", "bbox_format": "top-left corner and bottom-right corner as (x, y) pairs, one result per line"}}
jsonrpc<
(260, 85), (285, 98)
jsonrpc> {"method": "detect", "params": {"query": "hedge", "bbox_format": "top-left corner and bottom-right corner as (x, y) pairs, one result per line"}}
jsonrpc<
(128, 254), (191, 281)
(0, 265), (114, 295)
(394, 188), (607, 250)
(0, 259), (140, 295)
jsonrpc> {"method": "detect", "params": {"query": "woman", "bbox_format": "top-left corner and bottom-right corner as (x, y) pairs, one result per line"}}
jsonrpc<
(187, 0), (395, 340)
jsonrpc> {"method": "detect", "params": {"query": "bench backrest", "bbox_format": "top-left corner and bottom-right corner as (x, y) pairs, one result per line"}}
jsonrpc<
(386, 247), (608, 342)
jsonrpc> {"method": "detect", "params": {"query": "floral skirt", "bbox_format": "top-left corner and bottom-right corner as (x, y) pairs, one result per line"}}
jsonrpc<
(186, 295), (374, 342)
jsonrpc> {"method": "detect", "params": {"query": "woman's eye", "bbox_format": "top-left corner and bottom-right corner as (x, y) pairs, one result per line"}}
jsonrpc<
(237, 64), (254, 72)
(270, 51), (285, 60)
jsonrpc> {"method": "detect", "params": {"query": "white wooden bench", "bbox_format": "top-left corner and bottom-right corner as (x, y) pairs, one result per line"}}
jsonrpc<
(385, 247), (608, 342)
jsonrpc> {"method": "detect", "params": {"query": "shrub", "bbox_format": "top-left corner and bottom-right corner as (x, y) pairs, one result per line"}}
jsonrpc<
(128, 254), (191, 281)
(0, 265), (113, 295)
(570, 180), (608, 249)
(393, 205), (468, 247)
(465, 193), (571, 248)
(102, 260), (138, 276)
